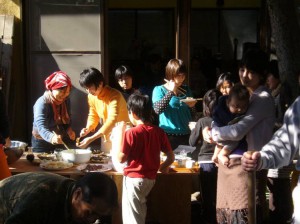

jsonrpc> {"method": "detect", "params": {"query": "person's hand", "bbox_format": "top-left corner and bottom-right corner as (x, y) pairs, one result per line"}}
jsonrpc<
(184, 100), (197, 108)
(241, 151), (261, 171)
(202, 126), (213, 143)
(4, 137), (11, 148)
(67, 128), (76, 140)
(164, 79), (176, 92)
(211, 153), (219, 165)
(80, 128), (90, 138)
(77, 137), (92, 149)
(188, 122), (196, 131)
(51, 133), (63, 145)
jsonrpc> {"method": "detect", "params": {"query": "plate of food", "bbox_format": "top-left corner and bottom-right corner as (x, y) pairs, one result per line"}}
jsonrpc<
(90, 153), (110, 163)
(40, 161), (73, 170)
(180, 97), (197, 103)
(77, 163), (112, 173)
(37, 153), (56, 161)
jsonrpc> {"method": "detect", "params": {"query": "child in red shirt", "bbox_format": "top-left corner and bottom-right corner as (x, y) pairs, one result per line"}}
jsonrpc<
(114, 94), (174, 224)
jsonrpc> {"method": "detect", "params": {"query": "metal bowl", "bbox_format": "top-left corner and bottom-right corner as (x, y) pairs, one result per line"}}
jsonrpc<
(4, 141), (28, 164)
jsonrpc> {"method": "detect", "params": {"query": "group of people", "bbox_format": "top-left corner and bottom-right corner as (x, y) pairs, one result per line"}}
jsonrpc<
(189, 49), (300, 224)
(1, 48), (300, 224)
(31, 58), (196, 155)
(31, 68), (130, 154)
(1, 57), (195, 223)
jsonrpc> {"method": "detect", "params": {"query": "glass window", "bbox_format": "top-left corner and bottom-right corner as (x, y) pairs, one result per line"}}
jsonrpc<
(30, 0), (101, 51)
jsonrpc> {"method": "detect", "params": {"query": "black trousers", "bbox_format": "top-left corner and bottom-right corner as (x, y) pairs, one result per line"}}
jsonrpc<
(267, 177), (294, 223)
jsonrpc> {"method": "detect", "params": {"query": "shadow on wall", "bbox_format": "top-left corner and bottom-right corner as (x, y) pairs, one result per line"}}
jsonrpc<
(27, 37), (90, 143)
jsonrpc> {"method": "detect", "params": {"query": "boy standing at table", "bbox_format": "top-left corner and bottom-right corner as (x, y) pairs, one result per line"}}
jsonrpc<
(113, 94), (174, 224)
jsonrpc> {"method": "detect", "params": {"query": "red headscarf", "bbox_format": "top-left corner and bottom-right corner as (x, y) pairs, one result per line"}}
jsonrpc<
(43, 71), (72, 125)
(45, 71), (72, 90)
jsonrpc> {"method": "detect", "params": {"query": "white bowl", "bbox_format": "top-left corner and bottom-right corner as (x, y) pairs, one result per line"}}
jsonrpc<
(61, 149), (92, 164)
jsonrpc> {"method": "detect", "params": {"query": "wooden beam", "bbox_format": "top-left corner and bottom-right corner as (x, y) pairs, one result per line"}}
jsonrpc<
(101, 0), (109, 85)
(176, 0), (191, 82)
(0, 15), (14, 101)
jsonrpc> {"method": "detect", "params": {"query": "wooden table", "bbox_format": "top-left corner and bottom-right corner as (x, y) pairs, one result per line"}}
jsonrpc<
(9, 156), (199, 224)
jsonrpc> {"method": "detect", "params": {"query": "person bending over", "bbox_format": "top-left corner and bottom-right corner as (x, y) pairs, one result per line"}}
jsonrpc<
(0, 172), (118, 224)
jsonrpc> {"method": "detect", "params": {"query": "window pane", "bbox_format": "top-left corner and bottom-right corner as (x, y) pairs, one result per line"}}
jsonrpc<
(31, 0), (101, 51)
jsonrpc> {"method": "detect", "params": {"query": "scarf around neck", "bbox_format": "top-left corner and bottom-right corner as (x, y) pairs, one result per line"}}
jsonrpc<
(43, 90), (70, 124)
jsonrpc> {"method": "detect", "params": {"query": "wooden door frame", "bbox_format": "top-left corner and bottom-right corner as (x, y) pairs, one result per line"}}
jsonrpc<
(176, 0), (191, 83)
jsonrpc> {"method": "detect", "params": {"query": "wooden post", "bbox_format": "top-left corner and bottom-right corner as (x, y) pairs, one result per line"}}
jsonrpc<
(247, 151), (256, 224)
(0, 15), (14, 102)
(176, 0), (191, 82)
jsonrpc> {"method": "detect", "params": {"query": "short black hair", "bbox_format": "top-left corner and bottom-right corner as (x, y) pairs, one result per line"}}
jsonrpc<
(79, 67), (105, 88)
(127, 94), (152, 123)
(75, 173), (118, 210)
(228, 83), (250, 103)
(203, 89), (222, 117)
(240, 49), (268, 84)
(114, 65), (133, 81)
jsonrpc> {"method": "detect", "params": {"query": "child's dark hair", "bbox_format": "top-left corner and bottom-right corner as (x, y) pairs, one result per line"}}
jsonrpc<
(127, 94), (152, 122)
(203, 89), (222, 117)
(114, 65), (133, 81)
(216, 72), (234, 90)
(79, 67), (105, 88)
(228, 83), (250, 103)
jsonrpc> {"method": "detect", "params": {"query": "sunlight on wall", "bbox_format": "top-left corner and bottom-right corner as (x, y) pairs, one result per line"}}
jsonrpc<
(0, 0), (20, 19)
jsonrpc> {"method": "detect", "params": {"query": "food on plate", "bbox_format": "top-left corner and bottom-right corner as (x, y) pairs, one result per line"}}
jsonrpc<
(90, 153), (110, 163)
(40, 161), (73, 170)
(83, 164), (103, 172)
(180, 97), (197, 103)
(37, 153), (56, 160)
(77, 163), (112, 173)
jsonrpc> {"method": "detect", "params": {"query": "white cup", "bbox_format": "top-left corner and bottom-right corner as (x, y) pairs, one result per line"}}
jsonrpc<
(186, 159), (194, 168)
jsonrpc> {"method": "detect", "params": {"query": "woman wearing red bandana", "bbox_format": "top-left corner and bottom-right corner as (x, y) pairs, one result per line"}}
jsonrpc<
(32, 71), (75, 153)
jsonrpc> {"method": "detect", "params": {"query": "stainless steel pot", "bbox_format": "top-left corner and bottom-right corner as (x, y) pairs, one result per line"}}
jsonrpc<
(4, 141), (28, 164)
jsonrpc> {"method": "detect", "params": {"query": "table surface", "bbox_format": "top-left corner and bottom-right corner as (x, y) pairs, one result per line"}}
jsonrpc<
(9, 154), (199, 176)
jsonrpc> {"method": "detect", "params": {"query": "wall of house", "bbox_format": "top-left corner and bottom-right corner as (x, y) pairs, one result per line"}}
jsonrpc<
(0, 0), (27, 142)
